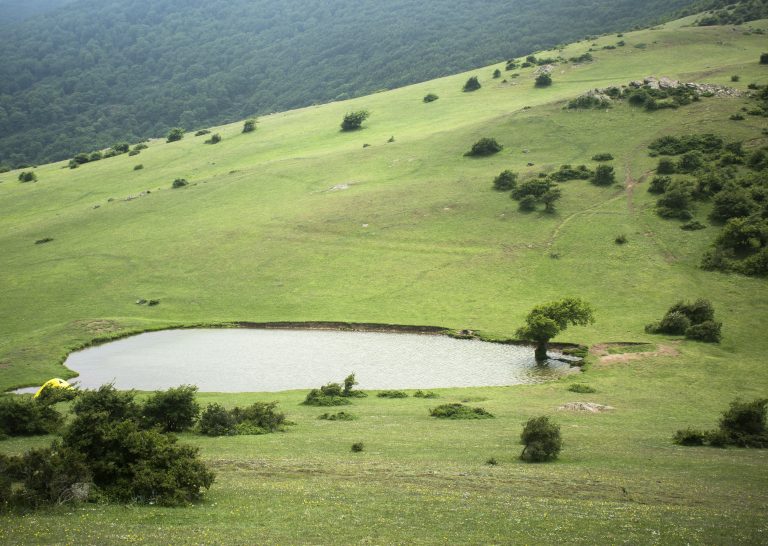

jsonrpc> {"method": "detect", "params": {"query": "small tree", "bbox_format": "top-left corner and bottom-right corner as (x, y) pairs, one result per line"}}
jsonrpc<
(341, 110), (370, 131)
(516, 298), (595, 361)
(520, 416), (562, 462)
(493, 170), (518, 191)
(541, 188), (562, 212)
(493, 69), (501, 79)
(648, 175), (671, 194)
(423, 93), (439, 103)
(657, 158), (676, 174)
(205, 133), (222, 144)
(142, 385), (200, 432)
(463, 76), (481, 92)
(760, 53), (768, 65)
(166, 128), (185, 143)
(535, 73), (552, 87)
(466, 137), (502, 157)
(17, 171), (37, 183)
(243, 119), (257, 133)
(592, 164), (616, 186)
(172, 178), (188, 189)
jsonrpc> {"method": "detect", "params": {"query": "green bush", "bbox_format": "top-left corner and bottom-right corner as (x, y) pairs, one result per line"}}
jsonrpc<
(719, 399), (768, 447)
(142, 385), (200, 432)
(676, 151), (705, 173)
(0, 396), (62, 437)
(72, 384), (140, 422)
(243, 119), (257, 133)
(681, 220), (706, 231)
(423, 93), (439, 103)
(493, 68), (501, 78)
(534, 73), (552, 87)
(198, 403), (236, 436)
(673, 428), (706, 446)
(520, 416), (562, 462)
(133, 164), (144, 171)
(413, 390), (439, 398)
(172, 178), (188, 189)
(549, 164), (592, 181)
(377, 390), (408, 398)
(463, 76), (481, 92)
(656, 181), (694, 219)
(518, 195), (538, 211)
(710, 185), (759, 222)
(318, 411), (356, 421)
(591, 153), (614, 161)
(194, 129), (211, 136)
(656, 158), (676, 174)
(17, 171), (37, 183)
(205, 133), (222, 144)
(166, 128), (185, 142)
(567, 383), (596, 393)
(493, 170), (518, 191)
(302, 389), (351, 406)
(592, 164), (616, 186)
(340, 110), (370, 131)
(685, 320), (722, 342)
(429, 403), (493, 419)
(351, 442), (364, 452)
(648, 175), (671, 194)
(342, 373), (366, 397)
(615, 234), (628, 245)
(230, 401), (287, 433)
(465, 137), (502, 157)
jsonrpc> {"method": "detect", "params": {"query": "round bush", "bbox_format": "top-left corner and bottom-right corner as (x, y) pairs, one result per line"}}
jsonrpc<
(199, 403), (236, 436)
(466, 137), (502, 157)
(520, 416), (562, 462)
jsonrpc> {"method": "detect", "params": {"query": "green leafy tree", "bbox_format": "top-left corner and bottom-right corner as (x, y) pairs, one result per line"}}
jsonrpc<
(423, 93), (439, 103)
(534, 73), (552, 87)
(166, 128), (185, 143)
(541, 187), (562, 212)
(520, 416), (562, 462)
(592, 164), (616, 186)
(243, 119), (257, 133)
(463, 76), (481, 92)
(141, 385), (200, 433)
(516, 298), (595, 361)
(466, 137), (502, 156)
(492, 170), (518, 191)
(340, 110), (370, 131)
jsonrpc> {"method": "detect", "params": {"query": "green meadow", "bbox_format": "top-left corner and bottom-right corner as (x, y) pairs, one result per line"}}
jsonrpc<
(1, 16), (767, 543)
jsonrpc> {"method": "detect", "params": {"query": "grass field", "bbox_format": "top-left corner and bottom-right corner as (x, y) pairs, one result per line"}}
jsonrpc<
(1, 15), (767, 544)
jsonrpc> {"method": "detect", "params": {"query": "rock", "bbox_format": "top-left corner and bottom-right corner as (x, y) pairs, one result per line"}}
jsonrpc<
(557, 402), (615, 413)
(67, 482), (91, 502)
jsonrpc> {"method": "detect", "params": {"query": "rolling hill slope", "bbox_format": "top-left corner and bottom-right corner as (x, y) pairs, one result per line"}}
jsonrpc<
(0, 15), (767, 543)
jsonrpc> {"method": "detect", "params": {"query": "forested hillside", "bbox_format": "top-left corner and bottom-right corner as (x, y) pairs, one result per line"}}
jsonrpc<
(0, 0), (74, 24)
(0, 0), (697, 167)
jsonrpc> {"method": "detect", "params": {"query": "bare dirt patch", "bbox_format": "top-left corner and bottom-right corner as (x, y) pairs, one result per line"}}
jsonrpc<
(592, 342), (680, 365)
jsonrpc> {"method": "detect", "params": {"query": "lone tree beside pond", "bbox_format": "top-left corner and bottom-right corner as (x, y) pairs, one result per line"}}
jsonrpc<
(516, 297), (595, 362)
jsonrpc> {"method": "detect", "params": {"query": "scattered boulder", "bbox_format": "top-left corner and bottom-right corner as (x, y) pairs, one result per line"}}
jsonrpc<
(557, 402), (615, 413)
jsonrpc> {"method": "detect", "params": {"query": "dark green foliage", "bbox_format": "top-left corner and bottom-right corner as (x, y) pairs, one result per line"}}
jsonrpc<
(673, 428), (706, 446)
(205, 133), (222, 144)
(35, 384), (77, 404)
(719, 399), (768, 447)
(485, 457), (498, 466)
(541, 188), (562, 212)
(341, 110), (370, 131)
(615, 234), (628, 245)
(518, 195), (538, 211)
(198, 403), (236, 436)
(676, 151), (705, 173)
(646, 299), (721, 341)
(592, 164), (616, 186)
(351, 442), (364, 452)
(710, 184), (759, 222)
(133, 164), (144, 171)
(195, 129), (211, 136)
(534, 73), (552, 87)
(569, 52), (594, 63)
(648, 175), (671, 194)
(492, 170), (518, 191)
(747, 149), (768, 171)
(166, 128), (185, 143)
(656, 158), (676, 174)
(0, 396), (62, 437)
(17, 171), (36, 182)
(142, 385), (200, 433)
(685, 320), (722, 342)
(423, 93), (439, 103)
(377, 390), (408, 398)
(463, 76), (481, 92)
(128, 149), (140, 156)
(303, 388), (351, 406)
(649, 134), (723, 156)
(413, 390), (439, 398)
(511, 179), (555, 200)
(762, 53), (768, 65)
(730, 113), (745, 121)
(133, 143), (148, 151)
(591, 153), (614, 161)
(112, 142), (130, 154)
(172, 178), (188, 189)
(71, 384), (141, 422)
(342, 373), (367, 398)
(656, 181), (694, 219)
(567, 94), (609, 109)
(567, 383), (596, 393)
(466, 137), (502, 157)
(493, 68), (501, 78)
(318, 411), (356, 421)
(516, 298), (595, 361)
(645, 311), (690, 335)
(520, 416), (562, 462)
(681, 220), (706, 231)
(34, 237), (53, 245)
(549, 164), (592, 181)
(429, 403), (494, 419)
(230, 401), (288, 435)
(243, 119), (257, 133)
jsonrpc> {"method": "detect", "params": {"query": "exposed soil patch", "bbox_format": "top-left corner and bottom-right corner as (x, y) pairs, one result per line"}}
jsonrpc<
(591, 342), (680, 365)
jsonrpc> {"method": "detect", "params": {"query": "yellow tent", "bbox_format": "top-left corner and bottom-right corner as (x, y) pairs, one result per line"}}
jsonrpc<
(34, 378), (72, 398)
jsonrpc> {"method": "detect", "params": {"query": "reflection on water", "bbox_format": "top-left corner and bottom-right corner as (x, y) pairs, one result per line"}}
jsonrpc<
(19, 329), (576, 392)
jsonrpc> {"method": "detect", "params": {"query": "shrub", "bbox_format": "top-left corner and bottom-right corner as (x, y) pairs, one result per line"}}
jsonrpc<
(681, 220), (706, 231)
(592, 164), (616, 186)
(351, 442), (364, 452)
(520, 416), (562, 462)
(166, 128), (185, 142)
(656, 181), (694, 219)
(128, 150), (140, 156)
(466, 137), (502, 157)
(34, 237), (53, 245)
(429, 403), (493, 419)
(318, 411), (356, 421)
(35, 384), (77, 404)
(230, 401), (287, 434)
(195, 129), (211, 136)
(243, 119), (257, 133)
(112, 143), (130, 154)
(656, 158), (676, 174)
(133, 164), (144, 171)
(142, 385), (200, 432)
(567, 383), (596, 393)
(761, 53), (768, 65)
(730, 114), (745, 121)
(685, 320), (722, 342)
(493, 68), (501, 78)
(172, 178), (188, 189)
(463, 76), (481, 92)
(0, 396), (62, 437)
(198, 403), (236, 436)
(668, 299), (715, 325)
(377, 390), (408, 398)
(731, 75), (740, 82)
(592, 153), (614, 161)
(492, 170), (518, 191)
(710, 185), (759, 222)
(302, 389), (350, 406)
(342, 373), (366, 397)
(645, 311), (690, 335)
(17, 171), (37, 183)
(133, 143), (148, 151)
(648, 175), (671, 194)
(549, 164), (592, 181)
(676, 151), (705, 173)
(205, 133), (221, 144)
(414, 390), (438, 398)
(341, 110), (370, 131)
(718, 398), (768, 447)
(71, 384), (141, 422)
(673, 428), (706, 446)
(535, 73), (552, 87)
(423, 93), (439, 103)
(518, 195), (538, 211)
(485, 457), (498, 466)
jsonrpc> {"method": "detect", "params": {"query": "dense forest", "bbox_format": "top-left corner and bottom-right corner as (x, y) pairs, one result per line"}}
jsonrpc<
(0, 0), (708, 167)
(0, 0), (75, 24)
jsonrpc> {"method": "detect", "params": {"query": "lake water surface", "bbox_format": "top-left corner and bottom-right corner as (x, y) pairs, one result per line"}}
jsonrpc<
(27, 329), (576, 392)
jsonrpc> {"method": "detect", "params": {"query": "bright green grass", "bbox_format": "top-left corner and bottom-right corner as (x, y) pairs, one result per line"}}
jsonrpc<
(1, 18), (767, 544)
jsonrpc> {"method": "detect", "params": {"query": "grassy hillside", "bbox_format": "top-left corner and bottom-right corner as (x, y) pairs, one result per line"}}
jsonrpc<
(1, 16), (767, 543)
